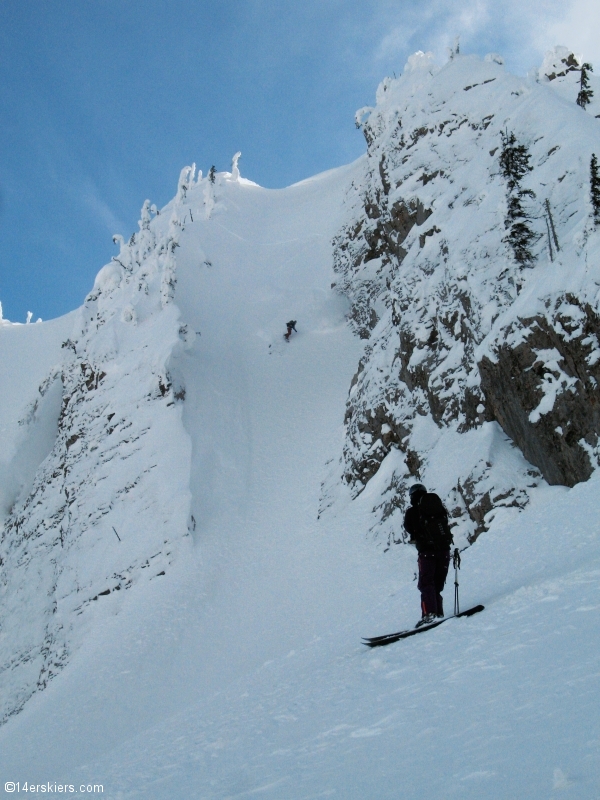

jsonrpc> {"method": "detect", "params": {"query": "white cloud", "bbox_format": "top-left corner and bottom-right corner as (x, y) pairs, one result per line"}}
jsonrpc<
(377, 25), (416, 62)
(538, 0), (600, 67)
(370, 0), (589, 77)
(80, 179), (126, 237)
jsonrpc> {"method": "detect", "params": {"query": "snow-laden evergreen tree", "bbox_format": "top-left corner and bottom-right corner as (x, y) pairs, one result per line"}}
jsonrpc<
(447, 36), (460, 61)
(499, 131), (537, 265)
(591, 154), (600, 225)
(577, 62), (594, 109)
(208, 165), (216, 184)
(231, 151), (241, 181)
(139, 199), (152, 230)
(176, 164), (196, 203)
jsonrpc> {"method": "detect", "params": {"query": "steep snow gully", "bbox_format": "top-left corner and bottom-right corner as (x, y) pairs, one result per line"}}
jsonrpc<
(0, 49), (600, 798)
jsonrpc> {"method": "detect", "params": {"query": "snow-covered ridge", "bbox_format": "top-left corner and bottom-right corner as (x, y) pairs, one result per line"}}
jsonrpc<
(328, 47), (600, 546)
(0, 168), (211, 722)
(0, 155), (356, 725)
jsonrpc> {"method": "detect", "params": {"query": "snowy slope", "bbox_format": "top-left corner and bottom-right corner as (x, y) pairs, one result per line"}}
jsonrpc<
(0, 313), (75, 515)
(0, 47), (599, 800)
(29, 478), (600, 799)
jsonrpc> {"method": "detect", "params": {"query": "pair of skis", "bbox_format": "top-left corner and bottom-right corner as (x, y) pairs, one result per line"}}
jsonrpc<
(362, 604), (484, 648)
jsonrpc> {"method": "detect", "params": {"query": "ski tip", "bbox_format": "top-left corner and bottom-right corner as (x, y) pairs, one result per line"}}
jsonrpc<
(362, 637), (396, 648)
(457, 604), (485, 617)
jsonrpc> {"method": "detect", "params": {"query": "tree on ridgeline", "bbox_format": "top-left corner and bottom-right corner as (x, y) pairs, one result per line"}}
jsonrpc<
(577, 62), (594, 109)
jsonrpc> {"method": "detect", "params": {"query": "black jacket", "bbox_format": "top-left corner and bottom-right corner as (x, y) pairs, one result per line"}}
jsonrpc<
(403, 496), (452, 553)
(403, 505), (422, 545)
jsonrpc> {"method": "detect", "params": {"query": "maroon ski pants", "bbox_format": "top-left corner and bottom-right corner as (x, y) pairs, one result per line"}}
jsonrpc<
(418, 549), (451, 617)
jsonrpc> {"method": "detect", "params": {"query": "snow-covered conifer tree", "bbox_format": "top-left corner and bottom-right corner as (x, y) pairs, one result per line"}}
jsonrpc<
(112, 234), (133, 273)
(139, 199), (152, 230)
(499, 131), (537, 265)
(160, 211), (181, 306)
(577, 62), (594, 109)
(591, 154), (600, 225)
(447, 36), (460, 60)
(208, 166), (216, 184)
(176, 165), (195, 203)
(231, 152), (241, 181)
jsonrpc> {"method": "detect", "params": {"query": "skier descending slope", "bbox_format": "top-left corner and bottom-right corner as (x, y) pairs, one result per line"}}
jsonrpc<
(404, 484), (454, 627)
(284, 319), (297, 341)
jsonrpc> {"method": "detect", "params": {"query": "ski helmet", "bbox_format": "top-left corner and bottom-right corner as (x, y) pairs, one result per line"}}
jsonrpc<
(408, 483), (426, 498)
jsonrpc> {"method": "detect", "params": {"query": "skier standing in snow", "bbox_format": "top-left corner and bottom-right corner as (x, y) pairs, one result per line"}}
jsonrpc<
(284, 320), (297, 341)
(403, 483), (453, 628)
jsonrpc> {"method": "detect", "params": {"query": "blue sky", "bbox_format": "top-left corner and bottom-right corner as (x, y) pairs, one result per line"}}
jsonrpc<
(0, 0), (597, 322)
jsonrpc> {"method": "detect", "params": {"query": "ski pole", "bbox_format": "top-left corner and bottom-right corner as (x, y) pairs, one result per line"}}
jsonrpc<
(453, 547), (461, 616)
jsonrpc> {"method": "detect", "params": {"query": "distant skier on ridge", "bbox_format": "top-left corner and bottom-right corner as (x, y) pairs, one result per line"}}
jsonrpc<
(403, 483), (453, 628)
(284, 320), (297, 341)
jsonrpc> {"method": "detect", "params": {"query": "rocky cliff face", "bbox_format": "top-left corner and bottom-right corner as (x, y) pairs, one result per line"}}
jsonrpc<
(0, 185), (196, 724)
(328, 49), (600, 547)
(479, 297), (600, 487)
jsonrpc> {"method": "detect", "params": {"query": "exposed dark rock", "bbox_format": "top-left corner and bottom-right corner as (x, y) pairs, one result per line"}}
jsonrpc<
(419, 226), (441, 248)
(479, 301), (600, 486)
(333, 197), (433, 338)
(545, 52), (579, 82)
(405, 449), (421, 477)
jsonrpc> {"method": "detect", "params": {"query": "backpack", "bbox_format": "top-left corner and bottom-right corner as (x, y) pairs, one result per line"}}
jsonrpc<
(417, 493), (453, 550)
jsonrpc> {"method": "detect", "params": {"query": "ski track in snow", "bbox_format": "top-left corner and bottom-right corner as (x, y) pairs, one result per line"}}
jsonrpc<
(0, 51), (599, 800)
